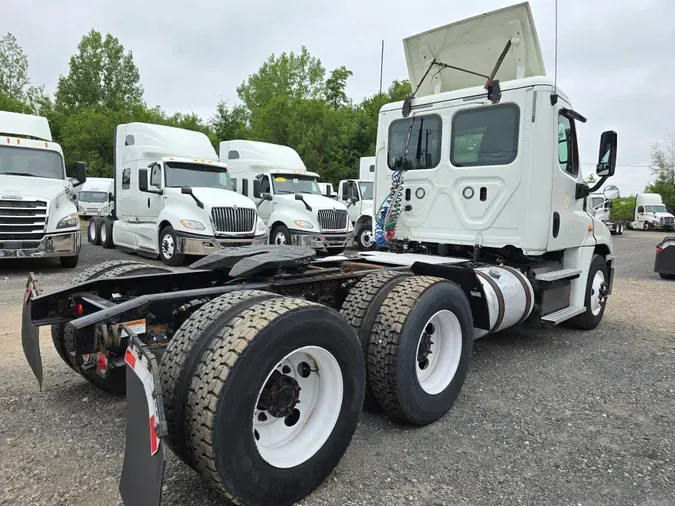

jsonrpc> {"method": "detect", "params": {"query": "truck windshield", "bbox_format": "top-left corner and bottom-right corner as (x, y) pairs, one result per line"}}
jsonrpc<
(272, 174), (321, 195)
(165, 161), (233, 190)
(0, 145), (65, 180)
(78, 191), (108, 203)
(359, 182), (373, 200)
(645, 205), (667, 213)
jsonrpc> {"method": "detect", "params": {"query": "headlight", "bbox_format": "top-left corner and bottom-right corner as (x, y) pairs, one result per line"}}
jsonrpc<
(257, 217), (267, 233)
(180, 219), (205, 231)
(293, 220), (314, 229)
(57, 214), (79, 229)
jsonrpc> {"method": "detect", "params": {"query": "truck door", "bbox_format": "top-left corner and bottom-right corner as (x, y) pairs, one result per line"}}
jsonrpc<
(341, 181), (361, 223)
(546, 104), (594, 251)
(256, 175), (273, 222)
(137, 163), (164, 222)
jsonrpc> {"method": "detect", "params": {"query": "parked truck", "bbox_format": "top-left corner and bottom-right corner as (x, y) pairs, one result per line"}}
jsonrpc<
(77, 177), (114, 219)
(221, 139), (353, 254)
(86, 122), (267, 265)
(20, 3), (620, 506)
(630, 193), (674, 231)
(336, 156), (376, 250)
(588, 185), (624, 235)
(0, 111), (86, 267)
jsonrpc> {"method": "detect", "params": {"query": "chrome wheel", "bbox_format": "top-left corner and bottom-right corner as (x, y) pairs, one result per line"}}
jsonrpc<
(162, 233), (175, 259)
(415, 309), (463, 395)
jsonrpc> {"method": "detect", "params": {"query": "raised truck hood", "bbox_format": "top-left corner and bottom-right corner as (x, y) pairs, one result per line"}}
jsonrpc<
(403, 2), (545, 97)
(0, 175), (70, 200)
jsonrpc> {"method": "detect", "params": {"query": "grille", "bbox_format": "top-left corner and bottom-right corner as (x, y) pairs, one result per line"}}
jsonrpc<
(0, 199), (47, 242)
(211, 207), (256, 233)
(661, 217), (674, 225)
(317, 209), (348, 230)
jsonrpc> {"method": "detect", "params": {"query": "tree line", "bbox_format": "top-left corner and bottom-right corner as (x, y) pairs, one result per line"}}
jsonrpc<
(0, 30), (411, 185)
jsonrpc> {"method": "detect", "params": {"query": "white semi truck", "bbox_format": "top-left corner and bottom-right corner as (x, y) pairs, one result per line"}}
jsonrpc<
(77, 177), (114, 219)
(21, 3), (621, 506)
(337, 156), (376, 250)
(0, 111), (86, 267)
(221, 140), (354, 254)
(588, 186), (624, 235)
(631, 193), (674, 231)
(87, 122), (267, 265)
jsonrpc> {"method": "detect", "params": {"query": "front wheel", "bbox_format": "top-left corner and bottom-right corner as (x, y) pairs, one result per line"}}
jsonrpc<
(569, 254), (609, 330)
(271, 224), (291, 245)
(159, 226), (185, 266)
(356, 222), (375, 251)
(643, 221), (651, 231)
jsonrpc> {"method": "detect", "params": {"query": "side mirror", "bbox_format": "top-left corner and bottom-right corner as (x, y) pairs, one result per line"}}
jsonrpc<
(603, 184), (620, 201)
(75, 161), (87, 186)
(231, 178), (237, 191)
(108, 192), (114, 202)
(138, 168), (149, 192)
(324, 187), (332, 198)
(180, 186), (193, 195)
(350, 197), (358, 204)
(294, 193), (303, 201)
(262, 192), (272, 201)
(253, 179), (261, 199)
(596, 131), (618, 177)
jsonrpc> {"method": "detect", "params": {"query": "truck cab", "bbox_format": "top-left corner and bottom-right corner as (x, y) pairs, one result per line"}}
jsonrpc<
(0, 111), (86, 267)
(633, 193), (674, 231)
(77, 177), (114, 219)
(368, 2), (618, 328)
(337, 156), (376, 250)
(109, 123), (267, 266)
(221, 140), (353, 254)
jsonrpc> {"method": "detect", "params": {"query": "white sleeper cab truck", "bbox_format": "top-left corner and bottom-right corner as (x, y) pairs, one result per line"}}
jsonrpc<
(18, 5), (624, 506)
(221, 139), (353, 254)
(77, 177), (114, 219)
(0, 111), (86, 267)
(588, 186), (624, 235)
(632, 193), (674, 231)
(88, 122), (267, 265)
(337, 156), (376, 250)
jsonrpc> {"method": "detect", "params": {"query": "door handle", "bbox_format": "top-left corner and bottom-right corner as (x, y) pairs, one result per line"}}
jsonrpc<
(147, 198), (150, 208)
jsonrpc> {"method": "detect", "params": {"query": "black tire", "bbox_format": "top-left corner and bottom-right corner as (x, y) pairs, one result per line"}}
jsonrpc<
(643, 221), (650, 231)
(659, 273), (675, 280)
(59, 256), (79, 268)
(568, 254), (609, 330)
(57, 262), (171, 394)
(270, 224), (291, 245)
(368, 276), (473, 425)
(326, 247), (345, 255)
(88, 217), (101, 245)
(100, 219), (114, 249)
(159, 226), (185, 266)
(50, 259), (147, 370)
(340, 270), (411, 403)
(356, 222), (375, 251)
(160, 290), (279, 468)
(185, 297), (365, 506)
(618, 224), (624, 235)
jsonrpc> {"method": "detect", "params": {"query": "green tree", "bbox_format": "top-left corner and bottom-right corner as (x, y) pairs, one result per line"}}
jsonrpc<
(645, 134), (675, 211)
(211, 101), (251, 142)
(0, 33), (29, 100)
(610, 196), (635, 221)
(586, 174), (597, 184)
(325, 66), (353, 109)
(55, 29), (143, 111)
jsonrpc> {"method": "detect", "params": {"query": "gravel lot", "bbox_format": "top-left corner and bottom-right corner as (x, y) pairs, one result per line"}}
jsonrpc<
(0, 230), (673, 506)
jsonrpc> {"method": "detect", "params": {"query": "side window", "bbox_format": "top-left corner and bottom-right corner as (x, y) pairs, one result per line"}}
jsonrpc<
(122, 168), (131, 190)
(638, 206), (644, 214)
(241, 178), (249, 196)
(558, 113), (579, 176)
(451, 104), (520, 166)
(387, 114), (442, 170)
(150, 165), (162, 187)
(260, 176), (270, 193)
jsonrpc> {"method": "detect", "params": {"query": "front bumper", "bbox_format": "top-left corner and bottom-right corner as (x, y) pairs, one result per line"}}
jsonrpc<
(176, 230), (268, 256)
(290, 230), (353, 250)
(0, 231), (81, 259)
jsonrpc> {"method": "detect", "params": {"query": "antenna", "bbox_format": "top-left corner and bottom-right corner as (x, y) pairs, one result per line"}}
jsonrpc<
(378, 40), (385, 112)
(551, 0), (559, 105)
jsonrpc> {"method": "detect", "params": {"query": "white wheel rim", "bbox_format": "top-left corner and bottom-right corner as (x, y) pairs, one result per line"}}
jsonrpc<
(360, 229), (374, 248)
(100, 223), (107, 243)
(274, 232), (287, 245)
(253, 345), (343, 469)
(415, 310), (463, 395)
(89, 221), (96, 240)
(590, 270), (605, 316)
(162, 234), (174, 258)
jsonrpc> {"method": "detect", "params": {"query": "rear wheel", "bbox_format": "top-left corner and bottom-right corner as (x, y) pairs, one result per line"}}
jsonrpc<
(88, 218), (101, 245)
(100, 219), (114, 249)
(185, 297), (365, 506)
(368, 276), (473, 425)
(569, 254), (609, 330)
(159, 226), (185, 266)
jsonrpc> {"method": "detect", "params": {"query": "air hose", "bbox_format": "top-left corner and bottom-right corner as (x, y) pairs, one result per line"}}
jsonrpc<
(374, 117), (415, 247)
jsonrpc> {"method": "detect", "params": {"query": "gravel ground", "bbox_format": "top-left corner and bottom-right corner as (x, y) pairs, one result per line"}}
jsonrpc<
(0, 230), (673, 506)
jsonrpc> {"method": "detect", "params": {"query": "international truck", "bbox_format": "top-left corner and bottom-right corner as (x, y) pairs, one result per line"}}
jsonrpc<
(336, 156), (376, 250)
(631, 193), (674, 231)
(77, 177), (114, 219)
(86, 122), (267, 265)
(221, 139), (354, 254)
(587, 185), (624, 235)
(20, 3), (620, 506)
(0, 111), (86, 267)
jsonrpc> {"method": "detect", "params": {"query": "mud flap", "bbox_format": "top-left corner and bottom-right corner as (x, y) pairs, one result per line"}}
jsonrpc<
(21, 273), (42, 389)
(119, 332), (167, 506)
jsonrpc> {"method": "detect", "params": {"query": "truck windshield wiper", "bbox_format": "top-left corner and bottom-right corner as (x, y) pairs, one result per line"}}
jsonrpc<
(2, 172), (36, 177)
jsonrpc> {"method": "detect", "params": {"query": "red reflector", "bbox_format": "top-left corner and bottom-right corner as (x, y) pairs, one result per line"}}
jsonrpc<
(149, 414), (159, 455)
(657, 247), (664, 254)
(76, 304), (83, 315)
(98, 353), (107, 371)
(124, 349), (136, 368)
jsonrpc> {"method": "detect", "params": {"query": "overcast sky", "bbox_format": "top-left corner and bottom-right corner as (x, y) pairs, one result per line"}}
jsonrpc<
(3, 0), (673, 196)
